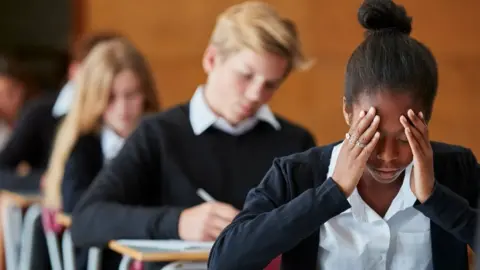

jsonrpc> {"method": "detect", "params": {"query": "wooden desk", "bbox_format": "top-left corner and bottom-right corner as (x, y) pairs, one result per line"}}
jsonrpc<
(109, 240), (210, 262)
(55, 213), (72, 228)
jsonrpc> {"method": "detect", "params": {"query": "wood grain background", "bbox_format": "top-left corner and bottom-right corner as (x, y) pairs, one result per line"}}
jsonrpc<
(78, 0), (480, 156)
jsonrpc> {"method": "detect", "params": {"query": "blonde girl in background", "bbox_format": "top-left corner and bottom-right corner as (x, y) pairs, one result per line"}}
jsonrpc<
(42, 38), (159, 270)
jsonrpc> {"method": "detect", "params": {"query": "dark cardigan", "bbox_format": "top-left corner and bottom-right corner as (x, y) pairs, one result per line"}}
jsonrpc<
(209, 141), (479, 270)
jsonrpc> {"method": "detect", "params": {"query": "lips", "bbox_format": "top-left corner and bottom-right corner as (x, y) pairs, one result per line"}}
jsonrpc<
(371, 168), (402, 179)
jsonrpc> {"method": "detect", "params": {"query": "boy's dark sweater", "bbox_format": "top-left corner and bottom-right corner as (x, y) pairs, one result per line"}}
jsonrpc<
(71, 103), (316, 269)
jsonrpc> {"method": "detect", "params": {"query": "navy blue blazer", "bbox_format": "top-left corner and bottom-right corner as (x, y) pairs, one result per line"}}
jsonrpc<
(62, 134), (104, 213)
(208, 141), (480, 270)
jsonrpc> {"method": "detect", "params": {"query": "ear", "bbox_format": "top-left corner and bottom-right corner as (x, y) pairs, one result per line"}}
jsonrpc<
(202, 45), (218, 74)
(342, 96), (352, 126)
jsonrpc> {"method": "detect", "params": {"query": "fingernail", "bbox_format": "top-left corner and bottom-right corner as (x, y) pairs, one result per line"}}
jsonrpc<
(374, 115), (380, 121)
(408, 109), (414, 115)
(359, 111), (365, 117)
(369, 107), (375, 114)
(419, 112), (424, 119)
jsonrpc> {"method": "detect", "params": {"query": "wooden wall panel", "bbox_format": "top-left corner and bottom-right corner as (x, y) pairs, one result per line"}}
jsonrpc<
(81, 0), (480, 155)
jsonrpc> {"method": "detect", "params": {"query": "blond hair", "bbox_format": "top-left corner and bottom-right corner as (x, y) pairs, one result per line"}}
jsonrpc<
(210, 1), (313, 72)
(43, 38), (159, 209)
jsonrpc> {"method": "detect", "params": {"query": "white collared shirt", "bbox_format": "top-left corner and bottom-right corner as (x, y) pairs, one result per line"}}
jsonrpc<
(100, 126), (125, 163)
(318, 142), (432, 270)
(52, 81), (75, 117)
(189, 86), (281, 136)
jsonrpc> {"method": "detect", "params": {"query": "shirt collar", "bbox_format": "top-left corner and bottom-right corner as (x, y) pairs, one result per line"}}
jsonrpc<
(52, 81), (75, 117)
(189, 86), (281, 136)
(100, 126), (125, 162)
(327, 142), (416, 223)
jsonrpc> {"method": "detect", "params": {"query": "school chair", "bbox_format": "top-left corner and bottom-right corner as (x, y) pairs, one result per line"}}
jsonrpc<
(57, 211), (103, 270)
(44, 209), (104, 270)
(86, 247), (102, 270)
(42, 208), (64, 270)
(1, 191), (41, 270)
(2, 199), (23, 270)
(18, 204), (42, 270)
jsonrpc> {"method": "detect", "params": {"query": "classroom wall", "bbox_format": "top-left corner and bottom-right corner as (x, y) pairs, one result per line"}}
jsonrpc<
(80, 0), (480, 155)
(0, 0), (71, 90)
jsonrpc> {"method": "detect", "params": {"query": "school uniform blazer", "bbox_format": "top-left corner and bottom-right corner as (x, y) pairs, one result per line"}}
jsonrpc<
(208, 141), (480, 270)
(0, 93), (60, 191)
(61, 134), (103, 213)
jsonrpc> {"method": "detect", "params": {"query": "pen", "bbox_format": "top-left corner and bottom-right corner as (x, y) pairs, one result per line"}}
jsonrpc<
(196, 188), (215, 202)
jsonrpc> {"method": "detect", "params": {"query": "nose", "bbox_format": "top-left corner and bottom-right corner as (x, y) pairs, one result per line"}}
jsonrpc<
(244, 80), (264, 102)
(111, 97), (128, 119)
(375, 137), (399, 162)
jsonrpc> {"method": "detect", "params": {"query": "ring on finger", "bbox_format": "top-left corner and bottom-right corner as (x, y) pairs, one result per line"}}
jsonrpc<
(355, 140), (366, 148)
(346, 133), (357, 145)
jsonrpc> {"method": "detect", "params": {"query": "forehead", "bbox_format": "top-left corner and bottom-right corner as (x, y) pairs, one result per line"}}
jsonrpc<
(354, 92), (422, 132)
(112, 70), (140, 92)
(225, 49), (287, 79)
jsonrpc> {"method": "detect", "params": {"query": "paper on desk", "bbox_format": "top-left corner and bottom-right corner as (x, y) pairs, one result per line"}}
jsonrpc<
(116, 240), (214, 252)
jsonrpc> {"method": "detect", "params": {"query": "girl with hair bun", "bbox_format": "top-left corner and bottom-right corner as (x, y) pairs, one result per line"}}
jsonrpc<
(208, 1), (479, 269)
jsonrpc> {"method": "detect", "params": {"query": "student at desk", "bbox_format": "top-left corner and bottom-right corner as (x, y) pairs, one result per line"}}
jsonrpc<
(0, 54), (35, 152)
(70, 1), (316, 269)
(42, 38), (159, 269)
(208, 1), (480, 270)
(0, 32), (121, 191)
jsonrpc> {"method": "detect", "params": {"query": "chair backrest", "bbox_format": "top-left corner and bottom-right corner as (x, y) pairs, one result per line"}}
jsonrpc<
(18, 204), (43, 270)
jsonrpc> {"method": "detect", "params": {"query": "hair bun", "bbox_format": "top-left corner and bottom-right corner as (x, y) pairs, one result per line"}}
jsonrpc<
(358, 0), (412, 35)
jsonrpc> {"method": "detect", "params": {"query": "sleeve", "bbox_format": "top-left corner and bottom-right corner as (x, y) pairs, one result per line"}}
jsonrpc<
(61, 137), (103, 213)
(70, 119), (186, 247)
(0, 101), (49, 190)
(415, 149), (480, 248)
(207, 158), (351, 270)
(0, 101), (45, 168)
